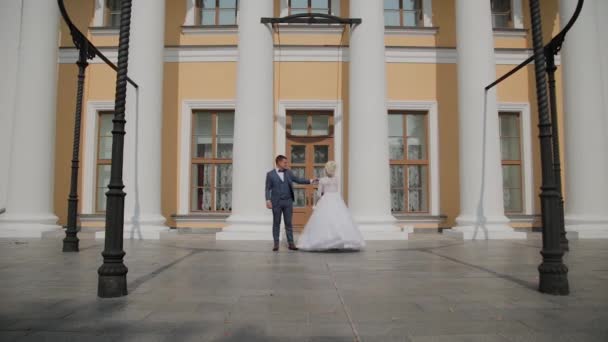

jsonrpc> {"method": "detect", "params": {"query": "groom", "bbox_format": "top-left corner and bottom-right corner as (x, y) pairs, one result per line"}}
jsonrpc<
(266, 155), (317, 251)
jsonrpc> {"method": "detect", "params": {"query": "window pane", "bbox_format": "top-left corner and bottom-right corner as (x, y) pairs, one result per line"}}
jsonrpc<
(500, 114), (520, 137)
(201, 0), (215, 8)
(390, 165), (405, 212)
(216, 164), (232, 187)
(291, 0), (308, 8)
(311, 115), (329, 136)
(96, 164), (111, 212)
(99, 137), (113, 160)
(194, 112), (212, 135)
(389, 115), (404, 160)
(403, 11), (418, 27)
(491, 0), (512, 28)
(191, 187), (212, 211)
(218, 9), (237, 25)
(216, 113), (234, 158)
(407, 165), (428, 212)
(406, 114), (427, 160)
(291, 115), (307, 136)
(491, 0), (511, 12)
(384, 10), (400, 26)
(100, 113), (114, 137)
(219, 0), (236, 8)
(291, 167), (306, 179)
(314, 166), (325, 179)
(391, 165), (405, 187)
(192, 164), (212, 187)
(388, 114), (404, 136)
(311, 0), (328, 8)
(501, 137), (520, 160)
(502, 165), (521, 189)
(504, 188), (523, 212)
(389, 137), (404, 160)
(98, 114), (114, 159)
(403, 0), (420, 10)
(215, 164), (232, 211)
(290, 145), (306, 164)
(314, 145), (329, 164)
(97, 164), (112, 188)
(217, 113), (234, 136)
(293, 189), (306, 207)
(201, 9), (216, 25)
(193, 113), (212, 158)
(384, 0), (400, 10)
(290, 8), (309, 15)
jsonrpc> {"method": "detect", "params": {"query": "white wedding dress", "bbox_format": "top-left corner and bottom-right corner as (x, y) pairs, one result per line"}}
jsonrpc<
(297, 176), (365, 251)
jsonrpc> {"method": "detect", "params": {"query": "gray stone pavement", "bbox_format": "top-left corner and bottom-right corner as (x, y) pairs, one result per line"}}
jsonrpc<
(0, 232), (607, 342)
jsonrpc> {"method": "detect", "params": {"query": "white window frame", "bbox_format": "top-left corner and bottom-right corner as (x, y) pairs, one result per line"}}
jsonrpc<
(386, 101), (440, 216)
(179, 100), (236, 215)
(82, 101), (115, 215)
(498, 102), (533, 216)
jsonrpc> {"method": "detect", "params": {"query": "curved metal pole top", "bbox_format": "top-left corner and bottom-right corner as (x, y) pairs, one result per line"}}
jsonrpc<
(485, 0), (584, 91)
(57, 0), (139, 89)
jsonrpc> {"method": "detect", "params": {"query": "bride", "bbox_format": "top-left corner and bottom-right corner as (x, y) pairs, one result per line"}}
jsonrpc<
(297, 161), (365, 251)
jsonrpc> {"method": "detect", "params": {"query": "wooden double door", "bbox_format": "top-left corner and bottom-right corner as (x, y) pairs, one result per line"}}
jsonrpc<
(286, 111), (334, 228)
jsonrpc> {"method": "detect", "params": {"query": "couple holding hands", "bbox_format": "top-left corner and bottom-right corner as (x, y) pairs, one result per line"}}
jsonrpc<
(265, 155), (365, 252)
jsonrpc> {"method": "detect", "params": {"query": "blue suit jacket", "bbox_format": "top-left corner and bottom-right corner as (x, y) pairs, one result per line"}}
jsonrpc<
(265, 169), (310, 204)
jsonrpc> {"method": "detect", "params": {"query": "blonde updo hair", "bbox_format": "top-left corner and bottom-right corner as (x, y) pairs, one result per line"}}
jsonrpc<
(325, 161), (337, 178)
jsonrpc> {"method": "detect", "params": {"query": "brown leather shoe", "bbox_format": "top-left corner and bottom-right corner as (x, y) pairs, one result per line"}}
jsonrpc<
(288, 244), (299, 251)
(273, 243), (279, 252)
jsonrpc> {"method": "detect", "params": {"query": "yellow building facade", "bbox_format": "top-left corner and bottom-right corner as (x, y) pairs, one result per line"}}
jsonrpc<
(2, 0), (607, 240)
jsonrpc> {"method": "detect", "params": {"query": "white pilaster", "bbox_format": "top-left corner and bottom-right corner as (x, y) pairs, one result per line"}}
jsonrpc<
(216, 0), (274, 240)
(348, 0), (407, 240)
(0, 0), (62, 237)
(0, 0), (23, 213)
(447, 0), (525, 240)
(95, 0), (169, 240)
(560, 0), (608, 239)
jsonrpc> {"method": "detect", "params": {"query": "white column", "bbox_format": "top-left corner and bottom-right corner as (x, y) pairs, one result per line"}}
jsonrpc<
(348, 0), (406, 240)
(447, 0), (525, 240)
(95, 0), (169, 240)
(0, 0), (23, 213)
(216, 0), (274, 240)
(560, 0), (608, 238)
(0, 0), (62, 237)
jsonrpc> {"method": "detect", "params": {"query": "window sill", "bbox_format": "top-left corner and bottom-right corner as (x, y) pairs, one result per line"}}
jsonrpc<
(385, 26), (439, 37)
(172, 213), (230, 222)
(493, 28), (527, 38)
(182, 25), (239, 35)
(89, 26), (120, 36)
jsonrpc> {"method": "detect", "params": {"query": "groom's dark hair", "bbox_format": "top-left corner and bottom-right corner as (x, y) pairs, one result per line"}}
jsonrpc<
(275, 155), (287, 165)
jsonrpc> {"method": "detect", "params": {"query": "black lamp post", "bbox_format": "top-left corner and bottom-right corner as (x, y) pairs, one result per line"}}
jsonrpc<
(58, 0), (138, 254)
(58, 1), (95, 252)
(528, 0), (569, 295)
(62, 41), (94, 252)
(97, 0), (133, 298)
(544, 49), (569, 252)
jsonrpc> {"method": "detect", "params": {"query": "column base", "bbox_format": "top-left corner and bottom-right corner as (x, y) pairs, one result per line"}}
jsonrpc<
(355, 216), (410, 240)
(216, 214), (274, 241)
(446, 215), (527, 240)
(566, 215), (608, 239)
(0, 213), (62, 238)
(95, 215), (169, 240)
